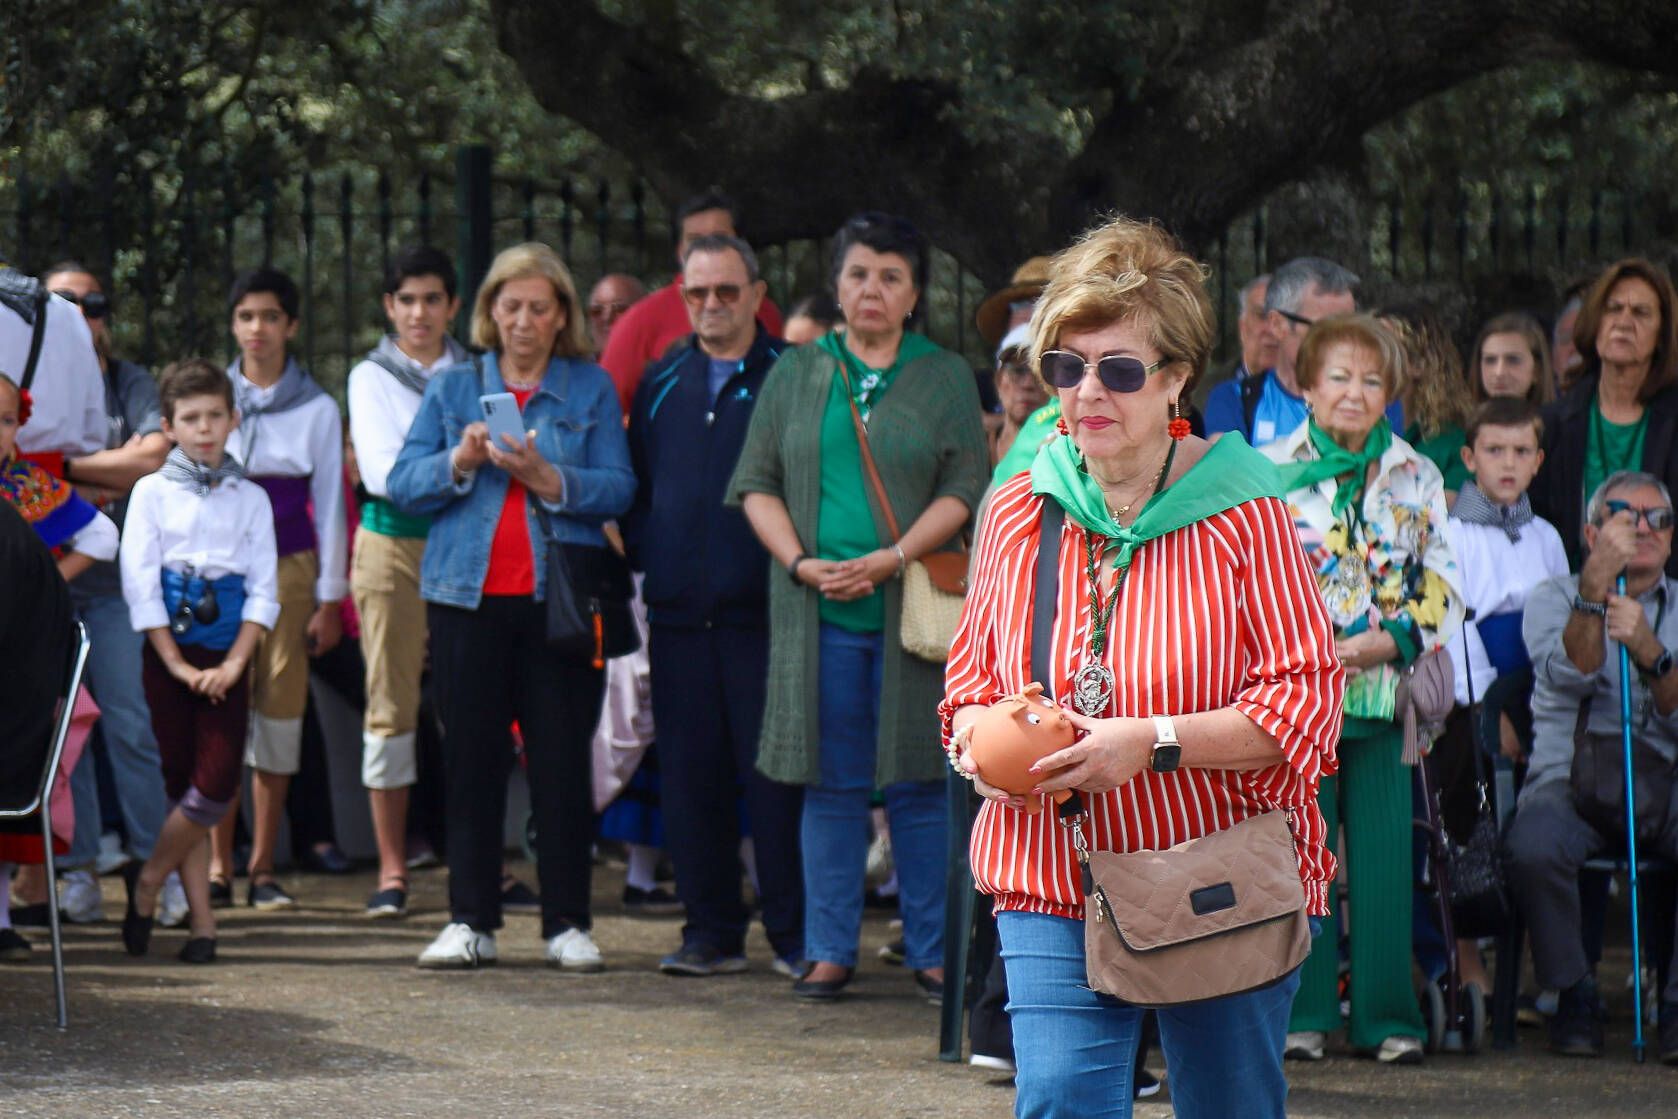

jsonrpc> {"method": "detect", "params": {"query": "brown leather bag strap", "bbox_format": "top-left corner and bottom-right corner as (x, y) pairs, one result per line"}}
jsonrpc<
(838, 363), (903, 544)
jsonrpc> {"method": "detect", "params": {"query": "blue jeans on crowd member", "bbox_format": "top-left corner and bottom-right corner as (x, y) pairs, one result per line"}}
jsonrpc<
(803, 624), (947, 971)
(998, 911), (1306, 1119)
(66, 590), (167, 866)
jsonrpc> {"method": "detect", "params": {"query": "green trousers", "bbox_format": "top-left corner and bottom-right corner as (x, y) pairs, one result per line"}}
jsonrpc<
(1288, 723), (1425, 1048)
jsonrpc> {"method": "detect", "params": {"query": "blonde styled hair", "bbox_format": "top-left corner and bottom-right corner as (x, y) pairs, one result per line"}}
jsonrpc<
(1028, 216), (1214, 392)
(1295, 313), (1405, 401)
(471, 242), (591, 358)
(1383, 304), (1469, 439)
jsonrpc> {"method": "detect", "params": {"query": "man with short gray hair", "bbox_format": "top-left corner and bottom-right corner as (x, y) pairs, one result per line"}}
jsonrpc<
(1508, 469), (1678, 1062)
(1202, 273), (1274, 437)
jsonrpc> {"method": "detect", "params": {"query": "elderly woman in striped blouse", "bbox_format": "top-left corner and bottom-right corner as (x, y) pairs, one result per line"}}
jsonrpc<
(941, 217), (1345, 1119)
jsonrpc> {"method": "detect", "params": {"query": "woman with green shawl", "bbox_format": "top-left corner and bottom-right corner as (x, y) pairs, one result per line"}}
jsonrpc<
(1261, 312), (1464, 1067)
(730, 212), (988, 1002)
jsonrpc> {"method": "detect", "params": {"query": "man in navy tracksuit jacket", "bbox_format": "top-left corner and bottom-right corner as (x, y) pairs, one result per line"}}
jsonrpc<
(622, 233), (803, 976)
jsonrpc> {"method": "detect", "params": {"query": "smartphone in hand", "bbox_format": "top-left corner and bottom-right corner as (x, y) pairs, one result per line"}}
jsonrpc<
(480, 392), (526, 451)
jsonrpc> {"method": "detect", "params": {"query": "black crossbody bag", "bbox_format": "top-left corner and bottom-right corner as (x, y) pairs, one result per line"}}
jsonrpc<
(534, 507), (638, 666)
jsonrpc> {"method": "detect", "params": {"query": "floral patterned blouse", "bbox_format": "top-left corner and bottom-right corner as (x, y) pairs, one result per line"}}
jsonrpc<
(1262, 420), (1464, 725)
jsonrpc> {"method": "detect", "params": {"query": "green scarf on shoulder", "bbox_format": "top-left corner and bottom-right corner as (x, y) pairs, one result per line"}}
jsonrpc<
(1030, 432), (1285, 573)
(817, 329), (940, 421)
(1275, 417), (1392, 519)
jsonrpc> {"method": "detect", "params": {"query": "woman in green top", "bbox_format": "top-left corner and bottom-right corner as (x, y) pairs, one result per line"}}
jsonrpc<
(730, 212), (989, 1001)
(1384, 304), (1471, 503)
(1530, 258), (1678, 573)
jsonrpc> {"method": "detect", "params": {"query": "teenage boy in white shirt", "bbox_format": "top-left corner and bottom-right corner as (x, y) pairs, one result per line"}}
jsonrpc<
(118, 358), (278, 962)
(209, 268), (346, 911)
(347, 246), (467, 918)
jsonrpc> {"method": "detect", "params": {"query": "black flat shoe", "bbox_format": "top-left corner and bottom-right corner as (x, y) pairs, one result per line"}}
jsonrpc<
(913, 970), (945, 1006)
(121, 864), (154, 957)
(792, 965), (854, 1000)
(178, 937), (217, 964)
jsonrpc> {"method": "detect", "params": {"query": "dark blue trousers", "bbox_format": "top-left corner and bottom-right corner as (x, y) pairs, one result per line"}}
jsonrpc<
(649, 624), (803, 959)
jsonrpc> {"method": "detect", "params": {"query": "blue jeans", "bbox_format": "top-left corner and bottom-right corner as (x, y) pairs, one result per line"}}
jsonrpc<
(999, 911), (1303, 1119)
(66, 590), (166, 865)
(803, 625), (947, 970)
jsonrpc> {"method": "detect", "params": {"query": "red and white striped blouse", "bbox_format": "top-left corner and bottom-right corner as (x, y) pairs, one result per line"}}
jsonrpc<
(940, 474), (1346, 919)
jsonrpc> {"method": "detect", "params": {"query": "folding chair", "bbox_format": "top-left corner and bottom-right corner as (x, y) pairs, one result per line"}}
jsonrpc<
(0, 620), (91, 1030)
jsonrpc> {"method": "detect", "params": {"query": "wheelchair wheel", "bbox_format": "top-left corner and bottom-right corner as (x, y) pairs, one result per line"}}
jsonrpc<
(1462, 982), (1488, 1054)
(1420, 978), (1447, 1054)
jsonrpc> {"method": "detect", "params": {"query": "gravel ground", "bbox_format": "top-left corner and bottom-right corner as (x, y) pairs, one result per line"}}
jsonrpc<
(1, 861), (1672, 1117)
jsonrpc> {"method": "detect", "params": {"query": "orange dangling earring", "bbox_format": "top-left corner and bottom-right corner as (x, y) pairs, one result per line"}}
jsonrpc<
(1055, 415), (1071, 436)
(1167, 397), (1191, 441)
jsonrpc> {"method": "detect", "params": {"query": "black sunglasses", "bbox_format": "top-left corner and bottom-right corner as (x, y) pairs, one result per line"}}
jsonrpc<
(1039, 350), (1169, 393)
(1274, 309), (1313, 329)
(1601, 499), (1676, 531)
(170, 580), (221, 635)
(52, 289), (110, 320)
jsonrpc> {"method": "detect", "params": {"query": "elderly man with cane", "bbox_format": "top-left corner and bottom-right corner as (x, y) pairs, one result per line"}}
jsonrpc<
(1509, 470), (1678, 1062)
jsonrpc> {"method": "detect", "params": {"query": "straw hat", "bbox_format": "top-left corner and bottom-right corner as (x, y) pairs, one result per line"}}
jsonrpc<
(975, 256), (1053, 348)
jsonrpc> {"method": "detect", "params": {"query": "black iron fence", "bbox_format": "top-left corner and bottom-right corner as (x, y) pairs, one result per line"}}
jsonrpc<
(4, 149), (1669, 388)
(1, 148), (992, 392)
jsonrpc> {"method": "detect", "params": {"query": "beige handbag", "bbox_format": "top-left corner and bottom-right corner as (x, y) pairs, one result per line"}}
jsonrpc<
(1067, 801), (1312, 1007)
(841, 370), (969, 663)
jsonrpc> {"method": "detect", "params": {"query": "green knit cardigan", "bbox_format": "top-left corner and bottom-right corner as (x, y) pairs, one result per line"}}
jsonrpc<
(727, 341), (989, 786)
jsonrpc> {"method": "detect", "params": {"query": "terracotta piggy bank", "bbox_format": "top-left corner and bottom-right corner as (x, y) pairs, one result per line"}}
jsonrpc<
(967, 683), (1078, 813)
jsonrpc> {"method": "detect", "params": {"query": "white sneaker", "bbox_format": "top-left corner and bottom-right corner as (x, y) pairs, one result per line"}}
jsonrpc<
(1283, 1030), (1326, 1061)
(1376, 1035), (1424, 1065)
(157, 872), (189, 928)
(417, 922), (497, 969)
(969, 1053), (1016, 1074)
(545, 927), (605, 972)
(59, 869), (104, 924)
(95, 832), (132, 876)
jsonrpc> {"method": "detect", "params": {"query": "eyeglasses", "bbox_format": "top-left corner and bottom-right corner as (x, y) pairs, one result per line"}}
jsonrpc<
(1039, 350), (1169, 393)
(681, 284), (744, 307)
(52, 289), (110, 320)
(1274, 309), (1313, 329)
(588, 300), (632, 319)
(1600, 500), (1676, 531)
(170, 582), (221, 635)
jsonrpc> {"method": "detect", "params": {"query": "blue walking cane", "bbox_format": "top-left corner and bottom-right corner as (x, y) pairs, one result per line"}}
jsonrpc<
(1616, 572), (1648, 1063)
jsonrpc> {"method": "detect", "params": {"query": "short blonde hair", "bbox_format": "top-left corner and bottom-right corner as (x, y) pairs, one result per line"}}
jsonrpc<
(1295, 313), (1405, 400)
(1028, 217), (1214, 391)
(471, 242), (591, 358)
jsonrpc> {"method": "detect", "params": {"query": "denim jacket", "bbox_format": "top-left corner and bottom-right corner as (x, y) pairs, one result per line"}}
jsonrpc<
(387, 351), (635, 609)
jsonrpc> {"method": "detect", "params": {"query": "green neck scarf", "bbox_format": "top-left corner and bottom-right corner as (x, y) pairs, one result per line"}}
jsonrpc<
(818, 329), (940, 421)
(1030, 432), (1285, 572)
(1275, 417), (1392, 520)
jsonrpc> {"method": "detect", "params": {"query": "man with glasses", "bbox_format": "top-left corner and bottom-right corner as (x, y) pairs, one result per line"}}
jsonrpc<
(622, 232), (804, 977)
(587, 273), (646, 352)
(1508, 470), (1678, 1063)
(599, 192), (783, 415)
(24, 262), (176, 926)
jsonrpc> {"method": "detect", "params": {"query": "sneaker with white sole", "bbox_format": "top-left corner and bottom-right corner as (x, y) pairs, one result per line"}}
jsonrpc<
(95, 832), (132, 876)
(969, 1053), (1016, 1074)
(157, 872), (189, 928)
(1284, 1030), (1326, 1061)
(417, 922), (497, 969)
(1376, 1035), (1424, 1065)
(59, 869), (104, 924)
(545, 927), (605, 972)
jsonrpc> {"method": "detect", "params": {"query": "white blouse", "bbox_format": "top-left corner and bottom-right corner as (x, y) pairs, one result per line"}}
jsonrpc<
(119, 471), (281, 634)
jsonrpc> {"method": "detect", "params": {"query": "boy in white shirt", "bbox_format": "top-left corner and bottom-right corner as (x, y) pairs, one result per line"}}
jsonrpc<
(347, 246), (467, 918)
(210, 267), (346, 911)
(1439, 396), (1569, 992)
(118, 358), (278, 962)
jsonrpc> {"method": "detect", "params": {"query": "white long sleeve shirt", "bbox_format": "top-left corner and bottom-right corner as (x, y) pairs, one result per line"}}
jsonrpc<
(224, 376), (347, 602)
(120, 471), (281, 633)
(347, 347), (458, 498)
(1444, 514), (1570, 705)
(65, 508), (119, 562)
(5, 288), (106, 456)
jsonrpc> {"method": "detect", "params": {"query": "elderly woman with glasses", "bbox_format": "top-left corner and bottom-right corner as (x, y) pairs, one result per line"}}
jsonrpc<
(1261, 313), (1464, 1066)
(942, 217), (1344, 1117)
(730, 211), (988, 1002)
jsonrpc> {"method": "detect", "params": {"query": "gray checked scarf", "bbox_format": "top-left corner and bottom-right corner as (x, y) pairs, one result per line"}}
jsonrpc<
(1452, 479), (1534, 542)
(364, 334), (470, 396)
(160, 445), (246, 496)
